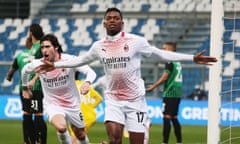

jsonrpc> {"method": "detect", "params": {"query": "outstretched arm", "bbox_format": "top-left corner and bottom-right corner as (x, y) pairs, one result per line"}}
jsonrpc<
(36, 48), (98, 74)
(35, 60), (55, 74)
(150, 47), (217, 64)
(193, 50), (217, 65)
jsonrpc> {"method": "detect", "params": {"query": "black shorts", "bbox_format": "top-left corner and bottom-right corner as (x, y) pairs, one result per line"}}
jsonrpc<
(162, 97), (181, 116)
(21, 90), (44, 113)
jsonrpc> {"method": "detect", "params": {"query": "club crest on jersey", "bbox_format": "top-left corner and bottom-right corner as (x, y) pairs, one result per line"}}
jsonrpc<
(101, 48), (106, 52)
(123, 44), (129, 52)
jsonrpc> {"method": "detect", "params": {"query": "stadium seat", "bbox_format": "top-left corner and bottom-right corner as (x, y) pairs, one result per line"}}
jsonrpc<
(22, 19), (31, 27)
(0, 19), (3, 25)
(224, 0), (240, 12)
(71, 0), (96, 12)
(123, 18), (137, 33)
(0, 43), (3, 52)
(231, 31), (240, 44)
(141, 4), (150, 12)
(89, 4), (98, 12)
(168, 1), (185, 12)
(97, 2), (115, 12)
(184, 2), (195, 12)
(131, 19), (146, 36)
(149, 2), (168, 12)
(70, 18), (93, 47)
(41, 19), (52, 33)
(71, 3), (81, 12)
(165, 0), (174, 4)
(140, 19), (160, 41)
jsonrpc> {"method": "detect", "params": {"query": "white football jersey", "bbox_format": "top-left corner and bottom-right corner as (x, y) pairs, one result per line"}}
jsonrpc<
(55, 32), (193, 101)
(22, 53), (96, 109)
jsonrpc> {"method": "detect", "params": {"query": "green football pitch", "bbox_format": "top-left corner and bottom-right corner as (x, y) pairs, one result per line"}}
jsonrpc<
(0, 120), (239, 144)
(0, 120), (240, 144)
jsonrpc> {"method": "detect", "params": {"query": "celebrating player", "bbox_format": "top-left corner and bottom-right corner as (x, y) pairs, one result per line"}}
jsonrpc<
(22, 34), (96, 144)
(35, 7), (217, 144)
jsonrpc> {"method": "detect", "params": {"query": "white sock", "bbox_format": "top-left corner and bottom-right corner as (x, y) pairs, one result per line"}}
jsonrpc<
(78, 135), (89, 144)
(144, 127), (150, 144)
(57, 131), (71, 144)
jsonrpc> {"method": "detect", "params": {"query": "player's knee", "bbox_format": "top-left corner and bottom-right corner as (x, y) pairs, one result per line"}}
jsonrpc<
(108, 135), (122, 144)
(109, 139), (121, 144)
(74, 129), (86, 140)
(164, 114), (172, 119)
(57, 126), (67, 133)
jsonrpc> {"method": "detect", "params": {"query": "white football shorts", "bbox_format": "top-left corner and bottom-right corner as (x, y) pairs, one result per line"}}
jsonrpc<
(104, 97), (148, 133)
(46, 104), (85, 128)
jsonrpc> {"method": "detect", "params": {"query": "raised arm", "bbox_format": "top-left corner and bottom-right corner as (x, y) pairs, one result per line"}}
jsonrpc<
(150, 47), (217, 64)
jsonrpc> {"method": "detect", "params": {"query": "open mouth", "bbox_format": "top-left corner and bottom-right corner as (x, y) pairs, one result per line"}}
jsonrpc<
(109, 24), (116, 29)
(44, 54), (49, 60)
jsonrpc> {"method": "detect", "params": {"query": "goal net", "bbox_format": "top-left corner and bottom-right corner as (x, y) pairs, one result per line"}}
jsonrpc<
(208, 0), (240, 143)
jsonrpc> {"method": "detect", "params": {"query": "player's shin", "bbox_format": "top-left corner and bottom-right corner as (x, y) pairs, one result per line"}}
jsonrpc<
(57, 130), (71, 144)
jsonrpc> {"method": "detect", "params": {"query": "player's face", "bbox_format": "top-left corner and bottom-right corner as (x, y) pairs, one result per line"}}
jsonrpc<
(104, 11), (124, 36)
(163, 44), (174, 52)
(41, 40), (59, 62)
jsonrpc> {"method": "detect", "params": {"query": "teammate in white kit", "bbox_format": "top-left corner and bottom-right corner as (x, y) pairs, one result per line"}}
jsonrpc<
(21, 34), (96, 144)
(36, 8), (217, 144)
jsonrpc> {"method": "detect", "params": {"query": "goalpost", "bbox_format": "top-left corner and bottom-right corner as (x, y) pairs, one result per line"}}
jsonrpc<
(208, 0), (223, 143)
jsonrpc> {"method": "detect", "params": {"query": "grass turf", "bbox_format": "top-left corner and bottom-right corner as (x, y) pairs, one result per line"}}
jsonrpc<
(0, 120), (240, 144)
(0, 120), (239, 144)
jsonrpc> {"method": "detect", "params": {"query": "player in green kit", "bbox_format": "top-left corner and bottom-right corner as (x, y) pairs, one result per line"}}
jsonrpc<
(7, 24), (47, 144)
(6, 37), (37, 144)
(27, 24), (47, 144)
(147, 42), (182, 144)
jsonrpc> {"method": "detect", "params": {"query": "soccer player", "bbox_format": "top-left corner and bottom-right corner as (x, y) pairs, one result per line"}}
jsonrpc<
(7, 23), (47, 144)
(69, 72), (103, 144)
(22, 34), (96, 144)
(6, 37), (35, 144)
(27, 23), (47, 144)
(147, 42), (183, 144)
(92, 75), (153, 143)
(35, 8), (217, 144)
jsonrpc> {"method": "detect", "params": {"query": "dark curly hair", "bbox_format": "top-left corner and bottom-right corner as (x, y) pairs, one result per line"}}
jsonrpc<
(104, 7), (123, 20)
(40, 34), (63, 53)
